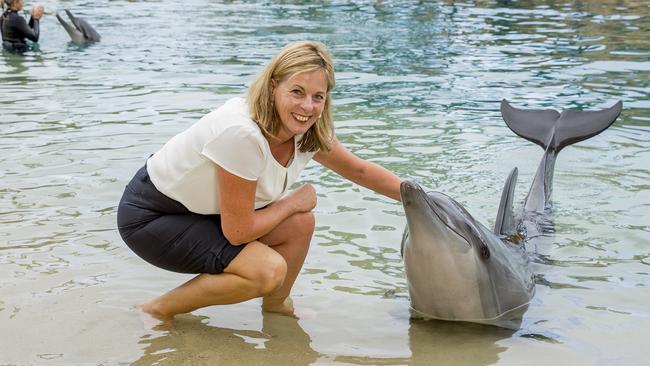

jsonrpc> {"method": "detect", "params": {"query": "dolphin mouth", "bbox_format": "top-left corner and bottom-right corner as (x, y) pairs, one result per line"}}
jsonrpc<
(56, 11), (79, 34)
(63, 9), (80, 31)
(400, 180), (419, 203)
(401, 180), (473, 249)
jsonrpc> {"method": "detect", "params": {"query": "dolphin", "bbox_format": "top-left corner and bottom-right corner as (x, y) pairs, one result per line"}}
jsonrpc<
(56, 9), (101, 44)
(400, 99), (623, 328)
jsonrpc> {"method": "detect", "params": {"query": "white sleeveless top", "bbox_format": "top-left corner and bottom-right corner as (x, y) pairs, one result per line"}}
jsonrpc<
(147, 97), (317, 215)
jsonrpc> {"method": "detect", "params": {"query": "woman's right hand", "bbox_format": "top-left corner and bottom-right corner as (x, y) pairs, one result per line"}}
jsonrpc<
(283, 184), (317, 213)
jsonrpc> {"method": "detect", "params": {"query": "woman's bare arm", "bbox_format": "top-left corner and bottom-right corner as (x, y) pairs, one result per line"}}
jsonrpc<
(314, 138), (402, 201)
(217, 166), (316, 245)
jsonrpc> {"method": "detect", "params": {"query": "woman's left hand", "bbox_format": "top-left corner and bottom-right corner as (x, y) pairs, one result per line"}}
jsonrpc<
(31, 4), (44, 20)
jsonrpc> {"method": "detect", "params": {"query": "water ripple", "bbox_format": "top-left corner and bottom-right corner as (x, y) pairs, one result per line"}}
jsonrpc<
(1, 0), (649, 364)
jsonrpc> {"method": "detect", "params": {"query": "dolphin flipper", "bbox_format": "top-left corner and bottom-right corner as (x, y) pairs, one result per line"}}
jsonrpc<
(494, 167), (518, 236)
(501, 100), (622, 152)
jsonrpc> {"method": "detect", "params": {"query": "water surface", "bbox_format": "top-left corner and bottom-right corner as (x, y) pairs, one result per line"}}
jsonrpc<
(1, 1), (649, 365)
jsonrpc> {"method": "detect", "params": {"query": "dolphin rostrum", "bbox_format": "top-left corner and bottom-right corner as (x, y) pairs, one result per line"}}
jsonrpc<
(400, 99), (622, 328)
(56, 9), (101, 44)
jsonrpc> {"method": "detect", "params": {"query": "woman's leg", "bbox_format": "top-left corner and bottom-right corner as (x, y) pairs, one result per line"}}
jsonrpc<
(140, 211), (314, 320)
(140, 241), (287, 320)
(258, 211), (315, 313)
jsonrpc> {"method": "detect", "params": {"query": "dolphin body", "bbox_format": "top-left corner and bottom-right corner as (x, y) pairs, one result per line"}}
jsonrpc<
(400, 100), (622, 328)
(56, 10), (101, 44)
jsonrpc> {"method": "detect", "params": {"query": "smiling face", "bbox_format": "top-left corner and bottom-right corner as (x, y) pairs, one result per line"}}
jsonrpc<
(271, 68), (328, 143)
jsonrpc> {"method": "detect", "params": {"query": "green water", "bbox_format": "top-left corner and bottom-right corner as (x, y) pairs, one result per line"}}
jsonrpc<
(1, 1), (649, 365)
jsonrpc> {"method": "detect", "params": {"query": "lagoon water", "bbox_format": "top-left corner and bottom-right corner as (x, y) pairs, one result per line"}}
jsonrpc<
(1, 1), (649, 365)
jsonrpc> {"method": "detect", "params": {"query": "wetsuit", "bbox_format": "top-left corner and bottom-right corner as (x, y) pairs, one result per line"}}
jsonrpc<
(0, 9), (39, 52)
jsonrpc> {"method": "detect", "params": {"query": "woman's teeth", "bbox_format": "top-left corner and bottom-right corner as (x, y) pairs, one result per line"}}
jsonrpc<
(293, 113), (309, 122)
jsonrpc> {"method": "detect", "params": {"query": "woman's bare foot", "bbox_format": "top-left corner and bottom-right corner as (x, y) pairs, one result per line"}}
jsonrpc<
(262, 297), (296, 317)
(138, 298), (166, 317)
(136, 301), (174, 331)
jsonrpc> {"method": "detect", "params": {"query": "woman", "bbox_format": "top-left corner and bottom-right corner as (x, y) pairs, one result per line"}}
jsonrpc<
(0, 0), (43, 52)
(117, 41), (403, 321)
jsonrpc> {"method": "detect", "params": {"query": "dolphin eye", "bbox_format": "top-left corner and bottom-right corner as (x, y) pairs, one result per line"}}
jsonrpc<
(480, 245), (490, 259)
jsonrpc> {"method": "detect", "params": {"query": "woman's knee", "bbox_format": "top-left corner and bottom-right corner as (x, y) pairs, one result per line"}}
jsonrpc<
(255, 253), (288, 295)
(224, 242), (288, 296)
(287, 211), (315, 238)
(246, 243), (288, 294)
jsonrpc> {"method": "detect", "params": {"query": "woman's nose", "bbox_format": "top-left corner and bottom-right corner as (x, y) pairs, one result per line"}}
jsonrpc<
(300, 98), (315, 112)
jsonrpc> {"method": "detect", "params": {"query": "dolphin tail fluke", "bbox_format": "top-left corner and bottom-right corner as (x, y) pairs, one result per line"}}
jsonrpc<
(494, 167), (518, 236)
(500, 100), (622, 153)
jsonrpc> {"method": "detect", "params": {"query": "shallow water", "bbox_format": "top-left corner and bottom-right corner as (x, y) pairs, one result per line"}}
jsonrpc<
(1, 0), (649, 365)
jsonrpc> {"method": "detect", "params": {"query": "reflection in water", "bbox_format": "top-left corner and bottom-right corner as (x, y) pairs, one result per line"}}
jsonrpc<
(334, 318), (512, 366)
(134, 313), (511, 366)
(0, 51), (40, 83)
(405, 319), (511, 366)
(132, 313), (320, 366)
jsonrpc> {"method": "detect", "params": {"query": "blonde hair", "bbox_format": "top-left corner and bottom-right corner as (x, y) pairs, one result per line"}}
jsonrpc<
(248, 41), (336, 153)
(2, 0), (20, 10)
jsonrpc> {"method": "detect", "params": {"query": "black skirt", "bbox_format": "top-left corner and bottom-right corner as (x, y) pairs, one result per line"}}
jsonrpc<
(116, 165), (246, 274)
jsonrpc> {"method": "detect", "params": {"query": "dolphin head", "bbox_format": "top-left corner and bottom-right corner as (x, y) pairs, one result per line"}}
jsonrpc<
(400, 180), (534, 328)
(401, 180), (489, 260)
(56, 9), (101, 44)
(56, 11), (84, 43)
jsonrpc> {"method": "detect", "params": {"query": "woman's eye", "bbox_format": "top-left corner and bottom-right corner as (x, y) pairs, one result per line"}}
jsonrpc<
(291, 89), (303, 95)
(314, 95), (325, 102)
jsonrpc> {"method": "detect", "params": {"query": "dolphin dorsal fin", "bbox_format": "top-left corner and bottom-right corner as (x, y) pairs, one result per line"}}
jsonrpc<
(494, 167), (518, 236)
(500, 100), (622, 152)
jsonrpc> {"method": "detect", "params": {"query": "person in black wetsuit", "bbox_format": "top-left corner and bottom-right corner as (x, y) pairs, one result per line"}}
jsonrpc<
(0, 0), (43, 52)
